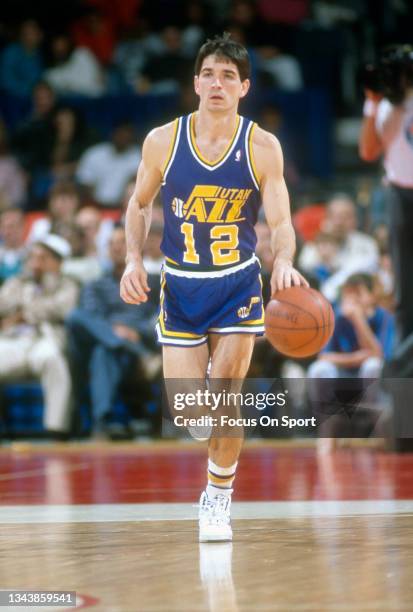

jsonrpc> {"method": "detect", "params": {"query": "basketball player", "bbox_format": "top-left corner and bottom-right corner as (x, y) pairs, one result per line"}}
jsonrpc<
(120, 33), (308, 541)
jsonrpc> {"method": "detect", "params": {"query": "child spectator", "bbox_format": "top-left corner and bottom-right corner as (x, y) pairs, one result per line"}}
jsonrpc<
(0, 208), (27, 284)
(308, 273), (395, 451)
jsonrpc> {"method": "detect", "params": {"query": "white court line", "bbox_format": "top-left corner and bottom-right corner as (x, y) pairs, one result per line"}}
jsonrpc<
(1, 500), (413, 523)
(0, 462), (90, 482)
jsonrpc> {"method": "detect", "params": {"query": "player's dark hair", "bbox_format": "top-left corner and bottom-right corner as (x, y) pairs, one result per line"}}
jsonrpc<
(195, 32), (250, 81)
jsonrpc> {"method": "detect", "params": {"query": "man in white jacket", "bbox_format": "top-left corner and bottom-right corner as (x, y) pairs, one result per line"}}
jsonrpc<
(298, 194), (379, 301)
(0, 234), (79, 437)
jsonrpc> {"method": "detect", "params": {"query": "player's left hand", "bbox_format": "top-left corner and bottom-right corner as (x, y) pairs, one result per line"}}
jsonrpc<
(271, 258), (309, 294)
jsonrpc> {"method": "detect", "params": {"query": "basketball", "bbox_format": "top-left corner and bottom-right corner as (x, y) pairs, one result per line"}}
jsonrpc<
(264, 286), (335, 358)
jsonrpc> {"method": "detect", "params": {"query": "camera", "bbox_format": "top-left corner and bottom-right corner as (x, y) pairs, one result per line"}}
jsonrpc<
(361, 44), (413, 105)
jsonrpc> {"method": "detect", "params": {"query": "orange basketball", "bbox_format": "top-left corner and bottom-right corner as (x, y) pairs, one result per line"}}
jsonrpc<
(264, 286), (335, 358)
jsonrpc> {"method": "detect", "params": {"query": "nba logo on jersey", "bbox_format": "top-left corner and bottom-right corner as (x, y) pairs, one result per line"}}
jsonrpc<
(235, 149), (241, 162)
(172, 197), (184, 218)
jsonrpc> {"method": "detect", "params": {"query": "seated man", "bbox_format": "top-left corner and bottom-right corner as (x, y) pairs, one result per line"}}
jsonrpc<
(298, 195), (379, 302)
(66, 225), (160, 437)
(308, 273), (395, 447)
(0, 234), (78, 437)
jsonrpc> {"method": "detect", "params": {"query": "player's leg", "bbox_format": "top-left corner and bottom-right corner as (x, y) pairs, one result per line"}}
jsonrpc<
(208, 332), (255, 465)
(162, 343), (211, 435)
(198, 333), (255, 542)
(162, 344), (210, 379)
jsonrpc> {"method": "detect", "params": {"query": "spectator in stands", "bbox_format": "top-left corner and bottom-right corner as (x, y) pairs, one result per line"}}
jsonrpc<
(76, 122), (140, 207)
(228, 0), (272, 48)
(44, 32), (105, 97)
(0, 20), (44, 98)
(112, 24), (153, 92)
(0, 119), (26, 208)
(75, 205), (113, 266)
(308, 273), (395, 451)
(256, 45), (303, 91)
(309, 273), (394, 380)
(44, 106), (98, 184)
(27, 181), (81, 242)
(71, 7), (116, 65)
(258, 104), (299, 188)
(0, 208), (27, 284)
(310, 231), (340, 286)
(181, 1), (208, 57)
(227, 0), (303, 90)
(12, 81), (57, 174)
(0, 234), (78, 437)
(298, 194), (379, 302)
(112, 16), (177, 92)
(61, 222), (102, 284)
(66, 225), (160, 438)
(137, 26), (193, 94)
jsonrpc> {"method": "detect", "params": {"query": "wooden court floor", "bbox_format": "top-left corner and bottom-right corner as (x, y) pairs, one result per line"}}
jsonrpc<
(0, 441), (413, 611)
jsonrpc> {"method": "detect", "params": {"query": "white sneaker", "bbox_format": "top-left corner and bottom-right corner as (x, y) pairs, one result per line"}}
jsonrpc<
(198, 491), (232, 542)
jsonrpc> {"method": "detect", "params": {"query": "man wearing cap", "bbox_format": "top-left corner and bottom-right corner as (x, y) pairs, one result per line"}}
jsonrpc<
(0, 234), (79, 437)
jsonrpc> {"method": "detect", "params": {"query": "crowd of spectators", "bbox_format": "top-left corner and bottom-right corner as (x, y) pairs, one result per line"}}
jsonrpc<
(0, 192), (162, 440)
(0, 182), (396, 440)
(0, 0), (411, 204)
(0, 0), (403, 440)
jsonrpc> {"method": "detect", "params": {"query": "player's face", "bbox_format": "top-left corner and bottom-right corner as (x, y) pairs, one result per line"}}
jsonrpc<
(194, 55), (250, 112)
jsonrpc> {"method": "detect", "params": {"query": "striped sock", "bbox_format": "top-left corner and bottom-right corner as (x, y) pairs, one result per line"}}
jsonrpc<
(206, 459), (238, 499)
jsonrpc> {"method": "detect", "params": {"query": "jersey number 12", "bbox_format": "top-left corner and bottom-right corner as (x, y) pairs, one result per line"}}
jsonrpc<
(181, 222), (240, 266)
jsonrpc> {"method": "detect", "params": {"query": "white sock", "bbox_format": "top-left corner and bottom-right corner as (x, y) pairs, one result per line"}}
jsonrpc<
(206, 459), (237, 498)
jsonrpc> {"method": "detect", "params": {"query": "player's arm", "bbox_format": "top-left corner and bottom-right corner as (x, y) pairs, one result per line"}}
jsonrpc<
(253, 127), (308, 294)
(120, 122), (173, 304)
(358, 91), (384, 162)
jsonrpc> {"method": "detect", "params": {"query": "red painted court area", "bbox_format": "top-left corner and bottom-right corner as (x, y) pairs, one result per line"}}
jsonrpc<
(0, 445), (413, 505)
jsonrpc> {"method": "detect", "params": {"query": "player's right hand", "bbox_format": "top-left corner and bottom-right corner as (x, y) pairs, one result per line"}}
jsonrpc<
(120, 260), (150, 304)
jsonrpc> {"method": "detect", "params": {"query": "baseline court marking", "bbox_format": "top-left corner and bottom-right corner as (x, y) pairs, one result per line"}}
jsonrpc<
(1, 500), (413, 523)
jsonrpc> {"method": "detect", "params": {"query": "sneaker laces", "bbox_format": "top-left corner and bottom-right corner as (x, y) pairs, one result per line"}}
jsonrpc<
(200, 493), (231, 524)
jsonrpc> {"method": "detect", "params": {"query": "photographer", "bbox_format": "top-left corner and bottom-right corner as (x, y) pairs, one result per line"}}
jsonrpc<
(359, 45), (413, 364)
(359, 46), (413, 450)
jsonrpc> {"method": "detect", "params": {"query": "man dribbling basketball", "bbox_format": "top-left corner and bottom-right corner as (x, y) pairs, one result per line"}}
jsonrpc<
(120, 33), (308, 542)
